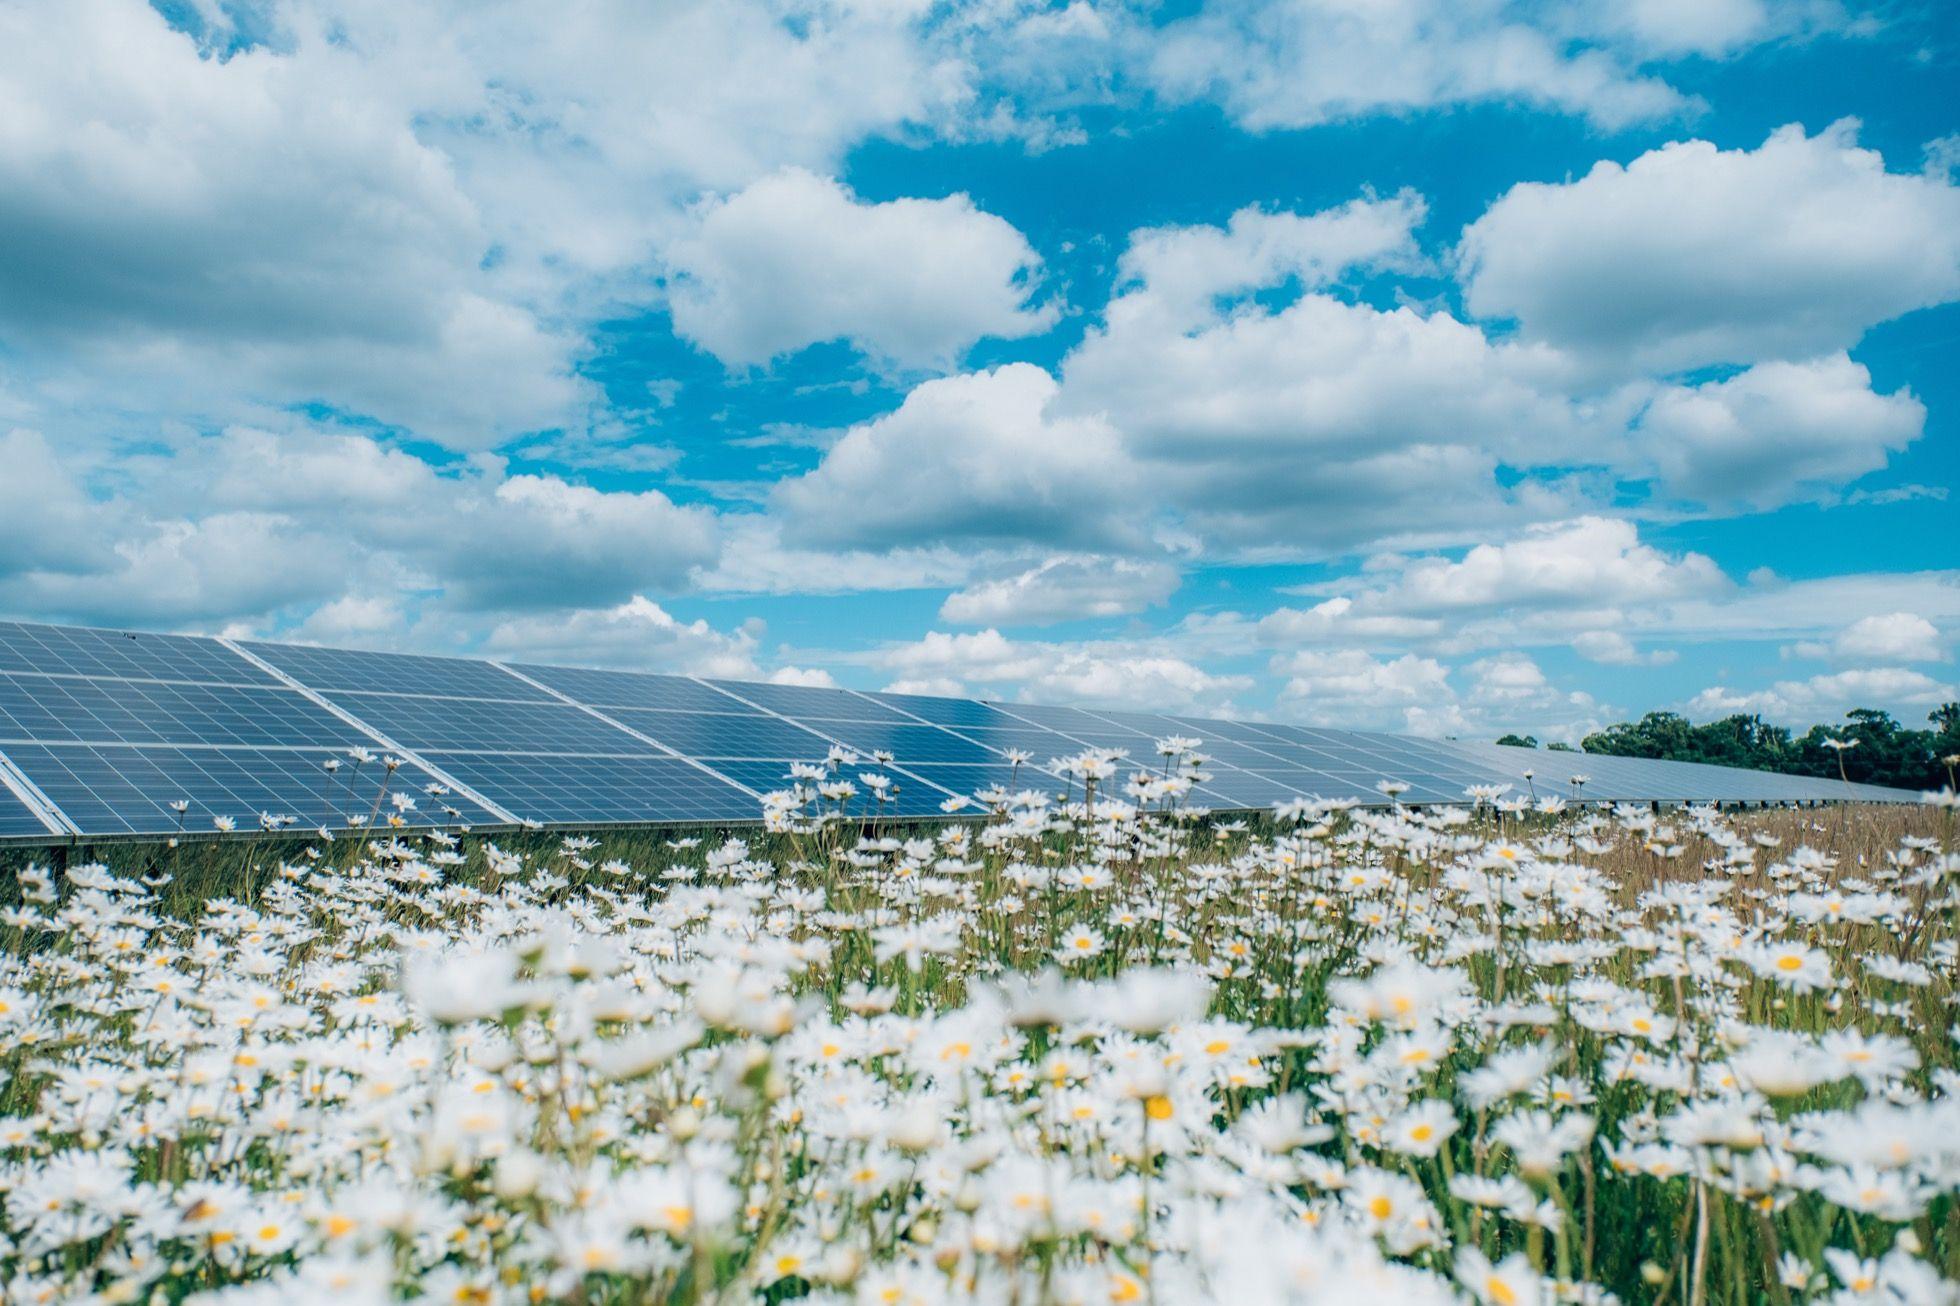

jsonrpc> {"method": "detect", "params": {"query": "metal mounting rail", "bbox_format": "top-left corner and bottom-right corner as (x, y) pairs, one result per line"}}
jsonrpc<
(0, 745), (79, 835)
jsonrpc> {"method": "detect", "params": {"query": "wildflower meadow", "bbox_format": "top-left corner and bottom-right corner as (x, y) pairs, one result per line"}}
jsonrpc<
(2, 750), (1957, 1305)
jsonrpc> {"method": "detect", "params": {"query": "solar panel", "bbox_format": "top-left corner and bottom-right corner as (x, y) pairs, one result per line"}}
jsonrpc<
(242, 641), (554, 701)
(321, 693), (657, 755)
(604, 709), (834, 758)
(784, 721), (1006, 765)
(0, 621), (275, 685)
(0, 674), (372, 749)
(0, 620), (1921, 841)
(0, 743), (497, 836)
(701, 759), (964, 816)
(507, 663), (762, 714)
(0, 782), (52, 838)
(414, 752), (760, 825)
(706, 680), (915, 722)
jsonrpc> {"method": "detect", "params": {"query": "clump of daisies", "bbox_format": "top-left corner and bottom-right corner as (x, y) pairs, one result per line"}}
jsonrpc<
(0, 765), (1956, 1304)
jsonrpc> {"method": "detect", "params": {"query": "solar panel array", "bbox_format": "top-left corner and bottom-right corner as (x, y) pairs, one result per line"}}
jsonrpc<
(0, 619), (1917, 841)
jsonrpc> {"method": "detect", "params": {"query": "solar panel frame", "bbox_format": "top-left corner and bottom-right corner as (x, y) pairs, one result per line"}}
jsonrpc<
(320, 692), (661, 755)
(601, 709), (837, 758)
(506, 662), (767, 714)
(414, 751), (763, 825)
(242, 641), (556, 701)
(0, 742), (501, 836)
(0, 620), (1924, 840)
(0, 622), (278, 685)
(0, 779), (54, 838)
(703, 679), (918, 722)
(0, 673), (376, 750)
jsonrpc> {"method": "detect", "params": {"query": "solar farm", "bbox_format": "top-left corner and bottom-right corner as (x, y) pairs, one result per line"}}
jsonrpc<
(0, 618), (1915, 843)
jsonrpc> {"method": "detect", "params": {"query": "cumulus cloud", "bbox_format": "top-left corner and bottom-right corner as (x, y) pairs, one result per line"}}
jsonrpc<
(0, 0), (588, 447)
(1689, 667), (1958, 722)
(1572, 630), (1677, 666)
(1274, 649), (1453, 719)
(473, 597), (764, 677)
(666, 169), (1055, 370)
(869, 629), (1252, 716)
(0, 0), (980, 447)
(1052, 193), (1600, 553)
(774, 364), (1141, 551)
(1110, 192), (1430, 323)
(1634, 354), (1923, 506)
(1271, 647), (1600, 741)
(1258, 518), (1729, 651)
(1460, 121), (1960, 376)
(1808, 612), (1946, 663)
(939, 556), (1180, 626)
(0, 425), (719, 627)
(1148, 0), (1690, 132)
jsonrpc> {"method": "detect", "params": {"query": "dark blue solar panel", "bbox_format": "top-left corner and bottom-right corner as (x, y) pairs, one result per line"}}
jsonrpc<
(1178, 768), (1320, 808)
(242, 641), (553, 701)
(0, 674), (372, 749)
(0, 780), (51, 837)
(989, 702), (1140, 734)
(0, 622), (274, 685)
(416, 752), (759, 824)
(510, 663), (762, 714)
(705, 680), (914, 721)
(787, 721), (1005, 765)
(607, 709), (832, 757)
(323, 694), (654, 754)
(873, 692), (1048, 730)
(887, 762), (1071, 804)
(668, 758), (953, 817)
(0, 743), (496, 836)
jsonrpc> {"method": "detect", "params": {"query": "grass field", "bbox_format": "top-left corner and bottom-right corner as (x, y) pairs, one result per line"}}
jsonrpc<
(0, 771), (1954, 1304)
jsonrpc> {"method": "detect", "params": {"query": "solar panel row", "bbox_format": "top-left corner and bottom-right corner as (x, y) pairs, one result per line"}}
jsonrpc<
(0, 619), (1918, 841)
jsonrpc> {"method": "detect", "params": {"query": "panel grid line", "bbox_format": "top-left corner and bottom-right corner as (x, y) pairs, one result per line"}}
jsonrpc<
(696, 678), (971, 807)
(487, 663), (765, 802)
(218, 638), (522, 825)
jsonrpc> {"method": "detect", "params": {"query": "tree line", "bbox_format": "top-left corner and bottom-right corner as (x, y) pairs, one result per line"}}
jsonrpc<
(1494, 704), (1960, 793)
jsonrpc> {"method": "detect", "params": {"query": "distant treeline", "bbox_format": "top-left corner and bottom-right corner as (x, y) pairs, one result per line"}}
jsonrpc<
(1494, 705), (1960, 793)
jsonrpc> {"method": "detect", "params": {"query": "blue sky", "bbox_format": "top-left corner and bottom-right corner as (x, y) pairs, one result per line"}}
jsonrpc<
(0, 0), (1956, 742)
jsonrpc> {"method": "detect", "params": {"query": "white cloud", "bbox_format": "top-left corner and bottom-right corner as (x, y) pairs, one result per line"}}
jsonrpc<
(939, 555), (1180, 626)
(868, 628), (1252, 716)
(1829, 612), (1945, 663)
(0, 425), (719, 626)
(1149, 0), (1690, 132)
(1270, 647), (1602, 741)
(1374, 517), (1727, 612)
(666, 168), (1055, 370)
(1110, 192), (1429, 324)
(475, 597), (764, 678)
(775, 364), (1142, 551)
(1689, 667), (1957, 722)
(1572, 630), (1677, 666)
(0, 429), (117, 575)
(1257, 518), (1729, 652)
(1054, 193), (1601, 553)
(1274, 648), (1453, 718)
(693, 519), (983, 596)
(1634, 353), (1922, 506)
(0, 0), (975, 447)
(1576, 0), (1847, 57)
(0, 0), (586, 447)
(1460, 121), (1960, 376)
(766, 665), (840, 689)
